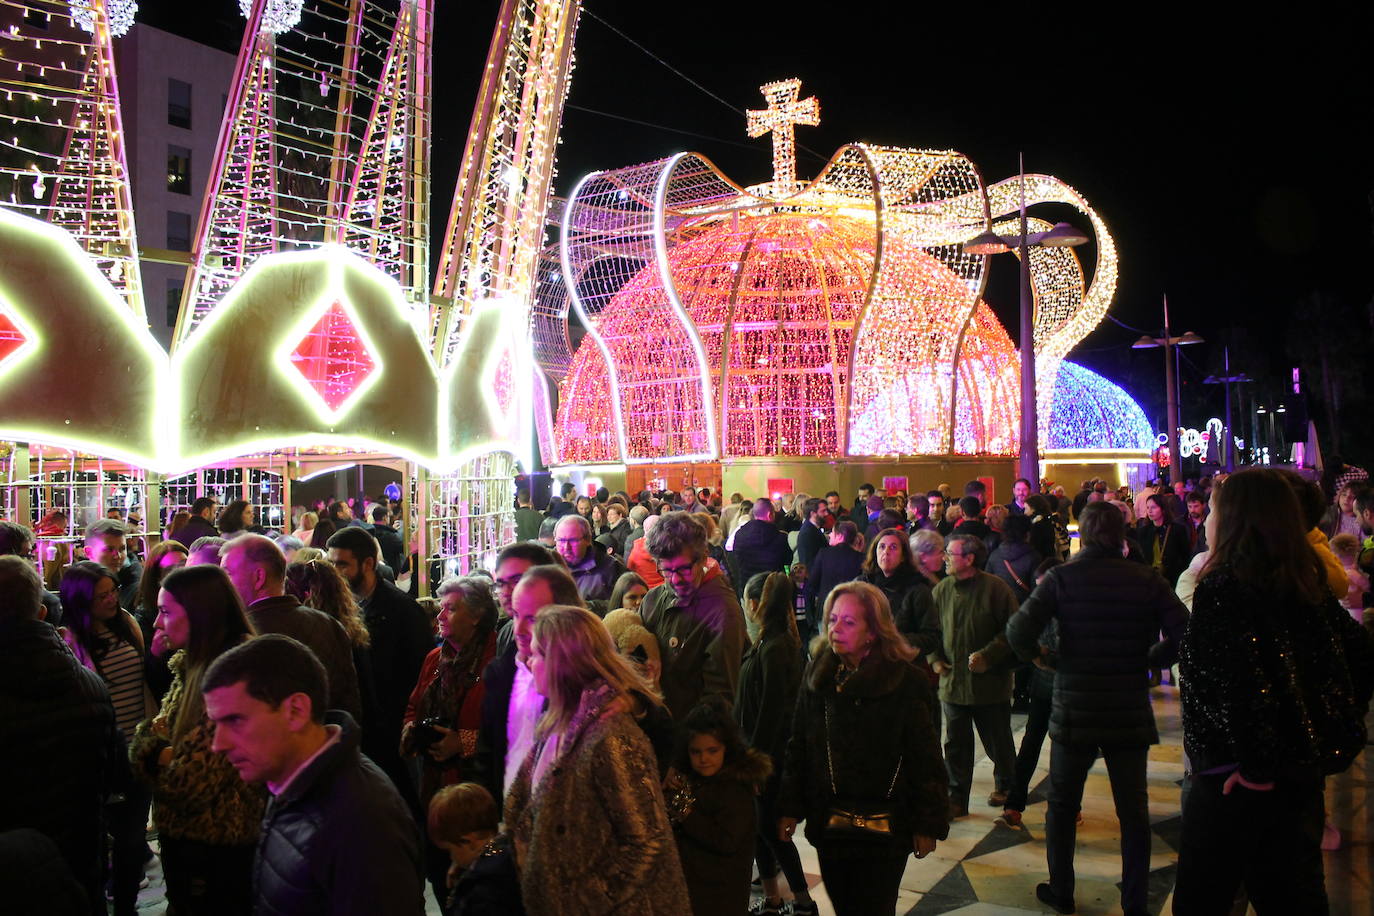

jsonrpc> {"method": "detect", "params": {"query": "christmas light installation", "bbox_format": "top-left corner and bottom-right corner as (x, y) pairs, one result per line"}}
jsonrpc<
(176, 0), (435, 346)
(1044, 361), (1153, 451)
(0, 0), (584, 578)
(0, 0), (143, 314)
(238, 0), (302, 35)
(69, 0), (137, 38)
(550, 79), (1120, 464)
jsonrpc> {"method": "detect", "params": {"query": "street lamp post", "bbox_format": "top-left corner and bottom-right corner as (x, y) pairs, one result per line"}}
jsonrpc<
(962, 154), (1088, 487)
(1202, 345), (1251, 473)
(1133, 295), (1203, 487)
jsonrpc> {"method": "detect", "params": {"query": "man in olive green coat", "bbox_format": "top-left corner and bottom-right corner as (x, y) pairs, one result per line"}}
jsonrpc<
(919, 533), (1019, 817)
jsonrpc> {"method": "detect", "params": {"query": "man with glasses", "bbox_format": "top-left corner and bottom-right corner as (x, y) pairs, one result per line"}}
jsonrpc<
(638, 511), (746, 720)
(919, 533), (1018, 819)
(553, 514), (622, 615)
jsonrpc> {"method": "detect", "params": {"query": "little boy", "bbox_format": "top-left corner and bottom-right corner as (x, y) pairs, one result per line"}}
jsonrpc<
(427, 783), (522, 915)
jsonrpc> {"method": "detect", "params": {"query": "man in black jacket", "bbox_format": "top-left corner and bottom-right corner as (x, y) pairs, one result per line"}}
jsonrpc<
(326, 526), (433, 812)
(171, 496), (219, 547)
(730, 498), (792, 597)
(0, 555), (123, 913)
(203, 635), (424, 916)
(795, 497), (830, 569)
(220, 535), (361, 722)
(368, 506), (405, 571)
(1005, 502), (1187, 916)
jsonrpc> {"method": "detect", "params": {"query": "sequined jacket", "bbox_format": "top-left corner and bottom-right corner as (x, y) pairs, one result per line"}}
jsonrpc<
(504, 682), (689, 916)
(130, 651), (265, 845)
(1180, 568), (1374, 783)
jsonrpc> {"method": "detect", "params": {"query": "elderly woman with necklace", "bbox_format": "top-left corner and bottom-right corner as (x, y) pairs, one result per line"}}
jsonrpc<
(778, 581), (948, 916)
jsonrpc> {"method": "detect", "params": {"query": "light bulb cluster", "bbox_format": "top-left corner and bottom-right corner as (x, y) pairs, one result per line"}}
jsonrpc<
(69, 0), (137, 38)
(238, 0), (303, 36)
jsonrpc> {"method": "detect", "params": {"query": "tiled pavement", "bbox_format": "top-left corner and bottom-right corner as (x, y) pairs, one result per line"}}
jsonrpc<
(128, 683), (1371, 915)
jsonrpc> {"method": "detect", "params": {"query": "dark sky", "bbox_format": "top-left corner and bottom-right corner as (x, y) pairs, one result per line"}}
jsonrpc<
(138, 1), (1374, 430)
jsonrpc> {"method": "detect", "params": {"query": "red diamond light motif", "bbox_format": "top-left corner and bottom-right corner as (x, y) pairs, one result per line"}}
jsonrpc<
(0, 306), (28, 368)
(287, 301), (377, 413)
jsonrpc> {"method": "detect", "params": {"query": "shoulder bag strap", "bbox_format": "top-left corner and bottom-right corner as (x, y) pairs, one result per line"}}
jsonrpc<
(825, 695), (904, 799)
(1002, 559), (1029, 593)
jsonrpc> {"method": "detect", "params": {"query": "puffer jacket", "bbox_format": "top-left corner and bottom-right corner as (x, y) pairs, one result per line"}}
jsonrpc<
(504, 682), (689, 916)
(255, 710), (424, 916)
(778, 647), (949, 856)
(1006, 544), (1187, 747)
(0, 617), (122, 905)
(671, 746), (772, 916)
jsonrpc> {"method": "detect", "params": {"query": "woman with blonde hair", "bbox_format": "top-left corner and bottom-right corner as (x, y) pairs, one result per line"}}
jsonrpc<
(778, 581), (948, 916)
(290, 510), (318, 545)
(505, 604), (687, 915)
(692, 510), (730, 581)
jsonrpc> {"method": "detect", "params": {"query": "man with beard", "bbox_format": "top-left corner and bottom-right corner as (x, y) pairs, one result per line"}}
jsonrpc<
(637, 511), (747, 719)
(326, 526), (432, 811)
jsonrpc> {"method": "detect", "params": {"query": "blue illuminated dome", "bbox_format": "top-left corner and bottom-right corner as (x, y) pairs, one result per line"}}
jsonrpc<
(1048, 361), (1154, 450)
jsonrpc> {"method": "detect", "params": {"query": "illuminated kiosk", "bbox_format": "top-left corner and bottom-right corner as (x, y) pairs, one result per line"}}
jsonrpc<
(1, 0), (580, 582)
(541, 79), (1120, 499)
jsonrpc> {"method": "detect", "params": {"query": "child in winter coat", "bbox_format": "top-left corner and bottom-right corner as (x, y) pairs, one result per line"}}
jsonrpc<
(427, 783), (523, 916)
(664, 702), (772, 916)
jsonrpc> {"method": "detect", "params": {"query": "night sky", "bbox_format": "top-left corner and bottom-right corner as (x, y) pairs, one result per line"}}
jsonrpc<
(137, 1), (1374, 450)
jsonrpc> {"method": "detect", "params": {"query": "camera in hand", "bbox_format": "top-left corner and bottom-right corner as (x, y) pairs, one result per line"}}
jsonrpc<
(412, 716), (450, 751)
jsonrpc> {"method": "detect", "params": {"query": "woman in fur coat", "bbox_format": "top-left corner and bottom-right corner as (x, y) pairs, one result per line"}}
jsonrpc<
(504, 605), (688, 916)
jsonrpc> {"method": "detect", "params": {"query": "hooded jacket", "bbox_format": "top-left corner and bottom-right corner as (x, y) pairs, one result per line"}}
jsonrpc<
(671, 746), (772, 916)
(255, 710), (424, 916)
(777, 647), (949, 855)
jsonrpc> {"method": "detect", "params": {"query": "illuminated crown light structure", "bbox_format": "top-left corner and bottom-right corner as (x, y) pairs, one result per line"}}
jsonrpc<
(543, 79), (1148, 490)
(0, 0), (581, 582)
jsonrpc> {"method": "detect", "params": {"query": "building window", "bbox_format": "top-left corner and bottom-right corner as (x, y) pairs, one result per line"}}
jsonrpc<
(166, 280), (183, 328)
(24, 9), (48, 29)
(167, 145), (190, 195)
(167, 211), (191, 251)
(168, 79), (192, 129)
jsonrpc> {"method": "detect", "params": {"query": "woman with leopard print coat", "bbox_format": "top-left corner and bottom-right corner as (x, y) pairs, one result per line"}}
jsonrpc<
(130, 566), (264, 915)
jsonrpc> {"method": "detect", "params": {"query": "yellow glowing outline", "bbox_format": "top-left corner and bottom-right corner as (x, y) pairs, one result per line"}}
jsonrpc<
(0, 207), (169, 467)
(270, 255), (389, 426)
(438, 295), (530, 474)
(172, 245), (445, 471)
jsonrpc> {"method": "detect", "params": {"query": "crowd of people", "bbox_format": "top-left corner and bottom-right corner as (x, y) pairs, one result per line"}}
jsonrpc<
(1, 466), (1371, 915)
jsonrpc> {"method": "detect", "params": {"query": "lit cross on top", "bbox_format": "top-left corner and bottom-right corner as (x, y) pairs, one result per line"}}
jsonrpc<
(746, 78), (819, 192)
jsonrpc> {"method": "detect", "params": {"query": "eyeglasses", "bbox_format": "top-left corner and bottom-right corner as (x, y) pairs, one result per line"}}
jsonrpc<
(657, 561), (698, 581)
(494, 576), (523, 590)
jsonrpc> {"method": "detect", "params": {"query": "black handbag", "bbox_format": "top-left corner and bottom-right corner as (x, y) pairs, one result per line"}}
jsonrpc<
(822, 698), (902, 840)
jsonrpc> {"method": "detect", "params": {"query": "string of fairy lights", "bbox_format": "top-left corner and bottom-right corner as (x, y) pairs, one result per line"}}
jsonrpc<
(0, 0), (143, 314)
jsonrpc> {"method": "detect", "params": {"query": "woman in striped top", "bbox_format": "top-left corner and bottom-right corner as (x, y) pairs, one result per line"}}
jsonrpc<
(59, 560), (155, 916)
